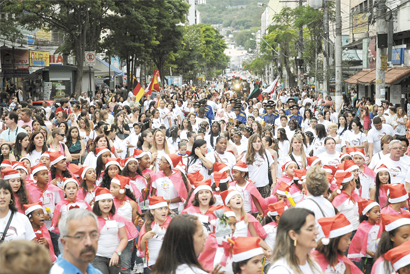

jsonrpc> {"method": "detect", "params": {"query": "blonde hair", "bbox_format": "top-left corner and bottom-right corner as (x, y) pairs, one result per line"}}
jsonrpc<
(150, 129), (171, 171)
(0, 240), (52, 274)
(328, 123), (337, 129)
(287, 135), (307, 168)
(227, 196), (248, 223)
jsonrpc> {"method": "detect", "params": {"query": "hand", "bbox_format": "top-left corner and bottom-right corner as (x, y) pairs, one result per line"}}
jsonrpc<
(195, 147), (203, 157)
(212, 264), (224, 274)
(263, 247), (272, 258)
(50, 179), (57, 186)
(39, 237), (49, 247)
(151, 152), (157, 163)
(144, 173), (152, 185)
(109, 252), (120, 266)
(44, 214), (51, 221)
(143, 231), (156, 241)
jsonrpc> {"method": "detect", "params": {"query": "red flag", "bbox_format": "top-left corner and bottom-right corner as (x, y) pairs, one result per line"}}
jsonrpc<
(147, 70), (160, 95)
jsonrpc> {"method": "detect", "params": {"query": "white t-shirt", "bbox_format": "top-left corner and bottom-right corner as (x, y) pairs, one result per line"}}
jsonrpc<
(268, 258), (322, 274)
(318, 151), (341, 166)
(206, 151), (236, 172)
(241, 152), (274, 188)
(368, 124), (395, 155)
(187, 158), (212, 180)
(175, 264), (208, 274)
(152, 173), (180, 209)
(0, 210), (36, 242)
(358, 170), (376, 200)
(377, 157), (407, 185)
(346, 131), (367, 146)
(229, 182), (252, 213)
(159, 108), (171, 128)
(97, 219), (125, 258)
(312, 137), (326, 156)
(278, 140), (290, 163)
(27, 150), (43, 166)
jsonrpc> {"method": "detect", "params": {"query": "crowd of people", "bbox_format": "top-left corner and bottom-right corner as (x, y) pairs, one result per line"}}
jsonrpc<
(1, 84), (410, 274)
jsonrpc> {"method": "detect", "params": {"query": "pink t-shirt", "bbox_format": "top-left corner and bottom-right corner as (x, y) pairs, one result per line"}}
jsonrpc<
(18, 119), (33, 130)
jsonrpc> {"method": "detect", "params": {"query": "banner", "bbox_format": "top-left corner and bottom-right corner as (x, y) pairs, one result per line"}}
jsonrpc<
(30, 51), (49, 66)
(1, 49), (29, 68)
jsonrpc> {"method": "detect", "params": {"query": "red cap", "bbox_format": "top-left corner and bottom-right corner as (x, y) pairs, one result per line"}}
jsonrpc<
(214, 162), (229, 173)
(383, 183), (409, 203)
(275, 182), (290, 196)
(49, 151), (66, 166)
(318, 214), (353, 245)
(111, 175), (131, 194)
(220, 189), (241, 206)
(294, 169), (307, 181)
(95, 187), (113, 202)
(232, 237), (263, 262)
(381, 214), (410, 233)
(193, 179), (212, 195)
(23, 201), (43, 216)
(281, 161), (296, 172)
(307, 156), (321, 167)
(268, 200), (287, 217)
(358, 200), (379, 215)
(2, 167), (20, 180)
(149, 196), (168, 209)
(213, 171), (229, 191)
(385, 241), (410, 272)
(233, 161), (248, 172)
(344, 160), (359, 173)
(96, 147), (110, 158)
(322, 165), (337, 175)
(163, 154), (182, 169)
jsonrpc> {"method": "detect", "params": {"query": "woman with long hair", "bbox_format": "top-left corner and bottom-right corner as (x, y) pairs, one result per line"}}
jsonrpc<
(301, 109), (313, 132)
(243, 134), (276, 197)
(206, 121), (221, 151)
(75, 165), (98, 206)
(251, 121), (263, 137)
(49, 152), (72, 189)
(187, 139), (213, 178)
(27, 131), (49, 166)
(277, 128), (290, 166)
(47, 128), (72, 163)
(3, 168), (30, 214)
(188, 113), (198, 132)
(92, 109), (102, 125)
(103, 124), (122, 158)
(78, 116), (92, 149)
(395, 107), (408, 137)
(285, 135), (307, 169)
(312, 124), (327, 156)
(66, 127), (85, 165)
(83, 134), (113, 168)
(150, 129), (174, 172)
(346, 118), (367, 150)
(337, 115), (348, 139)
(113, 111), (130, 140)
(267, 208), (321, 274)
(137, 129), (153, 152)
(327, 123), (347, 153)
(179, 118), (192, 140)
(167, 126), (180, 152)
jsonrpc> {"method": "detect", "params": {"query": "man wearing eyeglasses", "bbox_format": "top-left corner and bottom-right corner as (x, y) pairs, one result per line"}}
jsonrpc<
(50, 209), (102, 274)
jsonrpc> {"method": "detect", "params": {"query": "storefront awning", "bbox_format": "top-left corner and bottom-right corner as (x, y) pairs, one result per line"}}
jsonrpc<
(385, 67), (410, 85)
(96, 57), (123, 76)
(345, 69), (373, 84)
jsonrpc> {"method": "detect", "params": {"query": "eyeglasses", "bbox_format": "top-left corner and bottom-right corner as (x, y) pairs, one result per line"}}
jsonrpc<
(58, 133), (65, 137)
(64, 232), (100, 242)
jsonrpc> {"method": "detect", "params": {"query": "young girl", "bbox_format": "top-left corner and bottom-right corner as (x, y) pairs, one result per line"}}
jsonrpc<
(92, 188), (129, 274)
(50, 178), (91, 250)
(371, 214), (410, 274)
(73, 165), (98, 206)
(167, 126), (180, 152)
(381, 183), (410, 216)
(306, 156), (322, 169)
(370, 165), (390, 208)
(134, 149), (155, 212)
(94, 146), (112, 186)
(229, 161), (267, 217)
(49, 151), (72, 189)
(100, 157), (121, 190)
(263, 201), (287, 252)
(24, 202), (56, 262)
(348, 200), (381, 273)
(231, 237), (265, 274)
(272, 161), (299, 198)
(177, 141), (188, 167)
(312, 214), (362, 274)
(0, 143), (16, 163)
(151, 154), (190, 214)
(13, 162), (30, 186)
(138, 196), (172, 273)
(181, 178), (216, 235)
(332, 171), (362, 231)
(350, 148), (375, 200)
(14, 132), (30, 161)
(219, 189), (271, 255)
(66, 126), (85, 165)
(109, 174), (140, 274)
(121, 157), (143, 200)
(40, 151), (51, 170)
(3, 167), (30, 213)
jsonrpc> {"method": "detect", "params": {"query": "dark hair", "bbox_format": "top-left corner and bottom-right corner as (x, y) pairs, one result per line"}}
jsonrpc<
(373, 117), (382, 124)
(191, 191), (216, 207)
(137, 130), (152, 149)
(232, 258), (253, 274)
(377, 227), (410, 273)
(7, 112), (19, 124)
(0, 180), (18, 213)
(375, 171), (391, 205)
(50, 165), (72, 180)
(100, 164), (120, 190)
(27, 131), (48, 154)
(277, 128), (288, 142)
(92, 199), (116, 217)
(315, 124), (327, 139)
(349, 118), (363, 131)
(65, 126), (80, 148)
(187, 139), (207, 171)
(263, 136), (273, 147)
(169, 126), (179, 144)
(209, 122), (221, 149)
(91, 135), (112, 154)
(316, 236), (345, 266)
(58, 121), (69, 135)
(152, 214), (205, 274)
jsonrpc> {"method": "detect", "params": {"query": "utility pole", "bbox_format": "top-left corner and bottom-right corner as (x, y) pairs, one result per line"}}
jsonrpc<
(297, 0), (303, 89)
(375, 0), (387, 105)
(323, 0), (329, 97)
(335, 0), (342, 112)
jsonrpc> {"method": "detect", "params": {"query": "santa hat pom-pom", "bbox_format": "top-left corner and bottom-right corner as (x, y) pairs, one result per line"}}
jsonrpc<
(322, 238), (330, 245)
(215, 187), (220, 191)
(210, 219), (217, 227)
(337, 189), (341, 194)
(120, 189), (125, 194)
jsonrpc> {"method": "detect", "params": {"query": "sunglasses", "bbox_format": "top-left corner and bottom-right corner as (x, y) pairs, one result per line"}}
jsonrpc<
(58, 133), (65, 137)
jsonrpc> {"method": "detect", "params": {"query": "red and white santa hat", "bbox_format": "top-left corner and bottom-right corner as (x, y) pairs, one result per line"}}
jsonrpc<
(40, 151), (50, 159)
(346, 147), (365, 159)
(233, 161), (248, 172)
(213, 171), (229, 192)
(193, 179), (212, 194)
(282, 161), (296, 172)
(232, 237), (264, 262)
(276, 182), (290, 196)
(334, 171), (354, 193)
(318, 214), (353, 245)
(187, 171), (204, 186)
(105, 158), (122, 170)
(383, 183), (409, 203)
(175, 162), (187, 174)
(385, 241), (410, 272)
(19, 156), (31, 165)
(95, 187), (113, 202)
(220, 189), (241, 206)
(13, 162), (28, 174)
(111, 175), (131, 194)
(0, 159), (12, 168)
(23, 201), (43, 216)
(70, 164), (94, 181)
(322, 165), (337, 175)
(2, 167), (20, 180)
(223, 206), (236, 218)
(294, 169), (307, 182)
(306, 156), (321, 167)
(96, 146), (110, 158)
(31, 162), (48, 176)
(163, 154), (182, 169)
(120, 157), (138, 168)
(339, 153), (351, 161)
(343, 160), (359, 173)
(214, 162), (229, 173)
(268, 201), (287, 217)
(49, 151), (66, 166)
(376, 164), (390, 175)
(149, 196), (168, 209)
(358, 200), (379, 215)
(62, 177), (79, 189)
(133, 149), (151, 159)
(382, 214), (410, 232)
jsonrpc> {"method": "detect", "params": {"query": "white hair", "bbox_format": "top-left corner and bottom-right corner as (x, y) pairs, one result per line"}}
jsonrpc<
(389, 139), (403, 149)
(59, 209), (98, 237)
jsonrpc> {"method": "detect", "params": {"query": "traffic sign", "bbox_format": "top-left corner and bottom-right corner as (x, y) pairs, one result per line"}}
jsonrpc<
(298, 74), (304, 81)
(85, 51), (96, 67)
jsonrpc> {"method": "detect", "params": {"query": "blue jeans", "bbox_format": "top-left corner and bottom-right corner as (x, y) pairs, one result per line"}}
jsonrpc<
(120, 240), (134, 274)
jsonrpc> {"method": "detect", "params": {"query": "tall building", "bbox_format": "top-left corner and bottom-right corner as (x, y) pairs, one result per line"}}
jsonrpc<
(187, 0), (201, 25)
